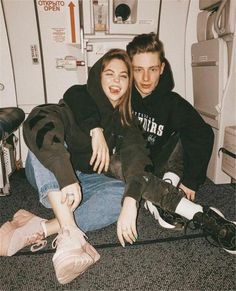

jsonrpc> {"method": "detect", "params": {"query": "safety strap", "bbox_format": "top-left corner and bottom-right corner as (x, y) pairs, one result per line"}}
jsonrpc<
(15, 233), (205, 256)
(218, 147), (236, 159)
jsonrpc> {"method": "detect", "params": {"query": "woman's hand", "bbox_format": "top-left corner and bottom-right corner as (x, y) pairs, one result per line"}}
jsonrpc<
(90, 127), (110, 174)
(179, 183), (196, 201)
(117, 197), (138, 247)
(61, 182), (82, 211)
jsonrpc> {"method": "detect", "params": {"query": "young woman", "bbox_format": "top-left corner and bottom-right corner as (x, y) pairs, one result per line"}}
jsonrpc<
(0, 49), (235, 286)
(0, 49), (147, 284)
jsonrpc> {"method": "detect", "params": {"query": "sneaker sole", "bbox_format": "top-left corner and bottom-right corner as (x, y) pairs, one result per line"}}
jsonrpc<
(53, 244), (100, 284)
(83, 242), (101, 263)
(144, 201), (176, 229)
(210, 207), (236, 255)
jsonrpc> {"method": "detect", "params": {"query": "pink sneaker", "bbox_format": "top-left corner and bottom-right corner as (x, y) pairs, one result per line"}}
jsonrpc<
(0, 209), (47, 256)
(52, 225), (100, 285)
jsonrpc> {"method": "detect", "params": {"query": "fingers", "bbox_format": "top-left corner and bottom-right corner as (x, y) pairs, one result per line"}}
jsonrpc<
(117, 197), (138, 247)
(61, 192), (74, 207)
(123, 228), (136, 245)
(90, 147), (109, 174)
(117, 224), (137, 247)
(185, 193), (190, 200)
(66, 193), (75, 207)
(179, 184), (196, 202)
(89, 151), (97, 166)
(90, 127), (110, 173)
(61, 183), (82, 211)
(71, 193), (81, 211)
(97, 149), (110, 173)
(93, 151), (104, 173)
(61, 192), (67, 204)
(61, 193), (80, 211)
(185, 191), (195, 201)
(189, 192), (196, 201)
(104, 150), (110, 172)
(131, 221), (138, 240)
(97, 148), (107, 173)
(117, 226), (125, 247)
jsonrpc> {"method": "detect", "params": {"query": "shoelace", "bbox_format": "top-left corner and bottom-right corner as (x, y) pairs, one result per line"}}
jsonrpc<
(184, 213), (224, 249)
(51, 229), (70, 249)
(51, 227), (88, 250)
(28, 233), (47, 252)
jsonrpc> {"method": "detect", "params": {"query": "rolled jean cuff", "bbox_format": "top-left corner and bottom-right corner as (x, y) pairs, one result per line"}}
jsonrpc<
(39, 182), (60, 208)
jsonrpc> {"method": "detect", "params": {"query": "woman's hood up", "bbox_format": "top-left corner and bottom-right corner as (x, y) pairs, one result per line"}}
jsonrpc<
(87, 54), (175, 109)
(87, 55), (114, 110)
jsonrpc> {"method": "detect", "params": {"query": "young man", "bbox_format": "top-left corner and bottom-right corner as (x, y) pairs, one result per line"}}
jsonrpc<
(126, 33), (214, 229)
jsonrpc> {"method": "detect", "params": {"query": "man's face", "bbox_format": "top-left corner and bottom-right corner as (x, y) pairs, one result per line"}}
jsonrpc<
(132, 52), (165, 98)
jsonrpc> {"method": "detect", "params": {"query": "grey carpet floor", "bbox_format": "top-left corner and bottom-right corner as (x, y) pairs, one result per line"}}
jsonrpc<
(0, 170), (235, 291)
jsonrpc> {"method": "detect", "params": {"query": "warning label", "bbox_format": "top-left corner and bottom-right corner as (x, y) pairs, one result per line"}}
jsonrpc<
(51, 28), (66, 42)
(38, 1), (65, 12)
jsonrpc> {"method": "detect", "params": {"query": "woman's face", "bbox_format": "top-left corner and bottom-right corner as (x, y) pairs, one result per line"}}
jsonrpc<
(101, 58), (129, 107)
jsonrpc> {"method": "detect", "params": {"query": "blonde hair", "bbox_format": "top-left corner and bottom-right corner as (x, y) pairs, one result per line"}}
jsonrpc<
(101, 49), (133, 126)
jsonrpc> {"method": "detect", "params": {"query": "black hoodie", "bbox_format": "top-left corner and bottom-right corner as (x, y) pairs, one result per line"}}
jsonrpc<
(23, 54), (152, 201)
(131, 61), (214, 191)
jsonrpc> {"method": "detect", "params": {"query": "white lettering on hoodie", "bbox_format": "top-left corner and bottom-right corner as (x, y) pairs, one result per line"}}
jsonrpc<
(134, 112), (164, 144)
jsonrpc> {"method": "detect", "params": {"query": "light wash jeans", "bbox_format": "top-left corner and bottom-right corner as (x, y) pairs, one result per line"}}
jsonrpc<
(25, 151), (125, 232)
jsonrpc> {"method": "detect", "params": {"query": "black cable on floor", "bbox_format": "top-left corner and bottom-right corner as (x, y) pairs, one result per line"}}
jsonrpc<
(15, 233), (205, 256)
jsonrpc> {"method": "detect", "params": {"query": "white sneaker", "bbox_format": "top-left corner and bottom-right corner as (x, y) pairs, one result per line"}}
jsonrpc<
(144, 201), (185, 230)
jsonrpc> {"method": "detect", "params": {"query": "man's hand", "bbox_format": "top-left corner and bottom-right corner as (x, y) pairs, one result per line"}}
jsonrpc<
(61, 182), (82, 211)
(179, 183), (196, 201)
(90, 127), (110, 174)
(117, 197), (138, 247)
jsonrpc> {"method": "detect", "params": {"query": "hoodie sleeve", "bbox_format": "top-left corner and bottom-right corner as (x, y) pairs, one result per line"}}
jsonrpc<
(170, 93), (214, 191)
(63, 85), (101, 133)
(119, 120), (153, 202)
(23, 103), (78, 189)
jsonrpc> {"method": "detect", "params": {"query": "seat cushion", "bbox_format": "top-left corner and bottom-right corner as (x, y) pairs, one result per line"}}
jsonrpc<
(0, 107), (25, 140)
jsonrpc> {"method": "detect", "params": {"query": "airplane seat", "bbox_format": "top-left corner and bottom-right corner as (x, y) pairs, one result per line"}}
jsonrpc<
(191, 0), (236, 183)
(0, 107), (25, 196)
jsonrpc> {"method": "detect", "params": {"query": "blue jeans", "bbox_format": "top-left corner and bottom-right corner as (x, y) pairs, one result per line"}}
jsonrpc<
(25, 151), (125, 232)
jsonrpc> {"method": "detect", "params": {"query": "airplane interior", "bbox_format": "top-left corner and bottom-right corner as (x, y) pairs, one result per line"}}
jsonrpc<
(0, 0), (235, 290)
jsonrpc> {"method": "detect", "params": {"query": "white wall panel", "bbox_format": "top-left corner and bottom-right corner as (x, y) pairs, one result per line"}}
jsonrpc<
(159, 0), (191, 100)
(0, 2), (17, 108)
(185, 0), (199, 105)
(2, 0), (45, 111)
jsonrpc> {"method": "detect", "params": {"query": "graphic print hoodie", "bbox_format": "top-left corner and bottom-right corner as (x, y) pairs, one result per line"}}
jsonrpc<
(131, 63), (214, 191)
